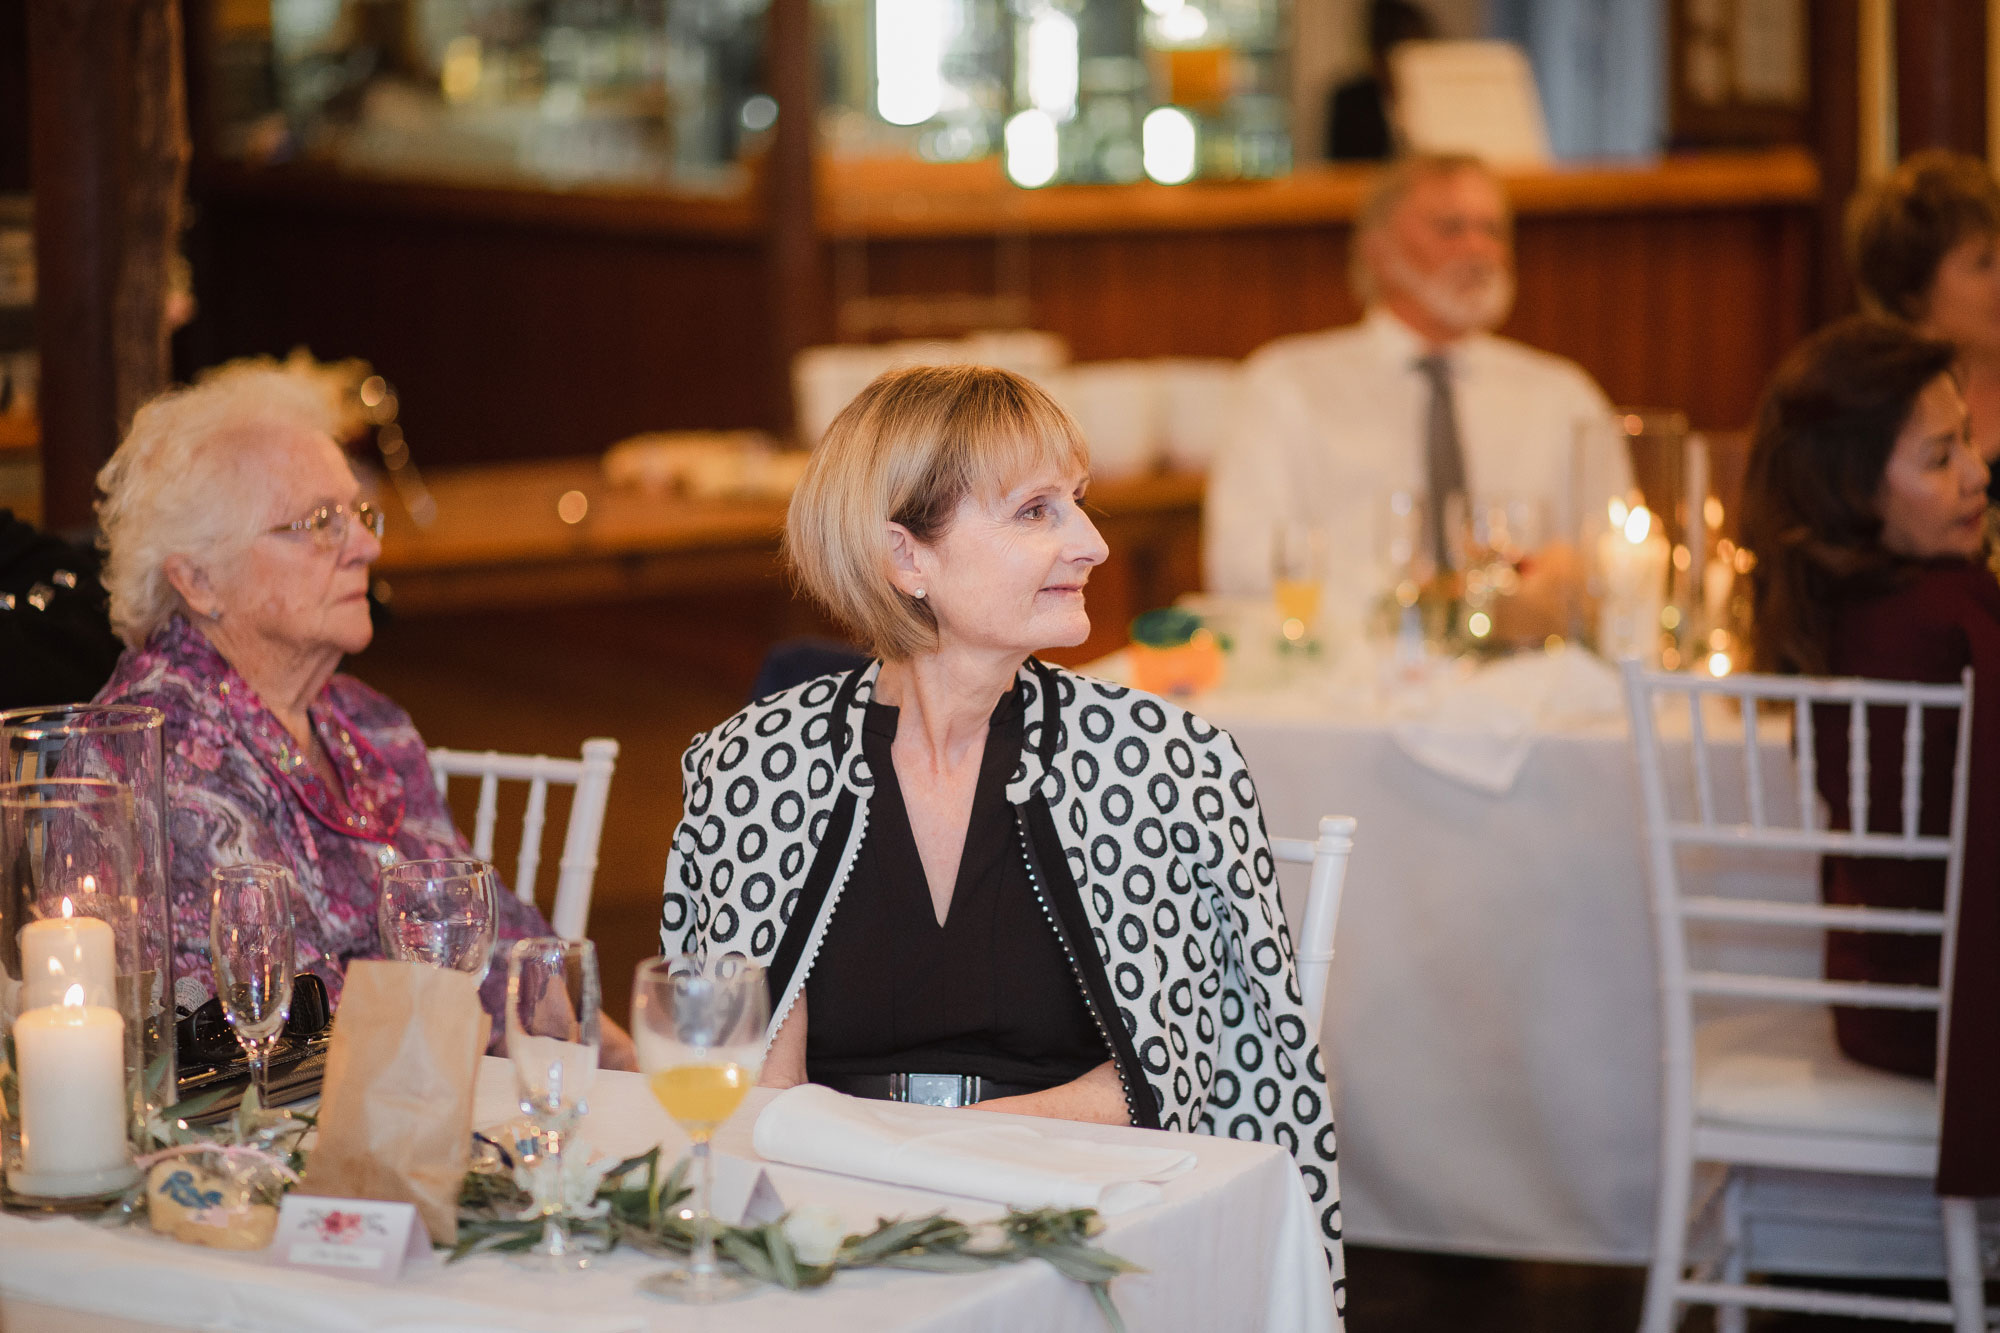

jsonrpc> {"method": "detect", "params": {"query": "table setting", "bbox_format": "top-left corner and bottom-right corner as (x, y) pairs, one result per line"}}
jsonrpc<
(0, 707), (1334, 1332)
(1100, 435), (1820, 1265)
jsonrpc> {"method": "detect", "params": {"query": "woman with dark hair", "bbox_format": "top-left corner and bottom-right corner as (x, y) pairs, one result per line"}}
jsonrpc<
(1847, 149), (2000, 494)
(1740, 314), (2000, 1199)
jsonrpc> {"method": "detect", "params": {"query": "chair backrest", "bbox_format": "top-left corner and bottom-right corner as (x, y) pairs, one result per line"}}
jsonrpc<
(1620, 661), (1973, 1083)
(1270, 814), (1358, 1030)
(426, 738), (620, 942)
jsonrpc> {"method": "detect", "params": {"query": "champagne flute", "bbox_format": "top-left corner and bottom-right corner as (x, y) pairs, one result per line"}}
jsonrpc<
(632, 954), (768, 1304)
(378, 857), (499, 983)
(505, 937), (601, 1269)
(208, 864), (297, 1127)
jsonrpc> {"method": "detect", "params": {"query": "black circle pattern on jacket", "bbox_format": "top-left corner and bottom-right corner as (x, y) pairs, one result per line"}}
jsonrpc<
(660, 662), (1344, 1310)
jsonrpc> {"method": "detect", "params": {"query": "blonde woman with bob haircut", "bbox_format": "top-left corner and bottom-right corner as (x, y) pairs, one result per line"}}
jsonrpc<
(93, 364), (636, 1067)
(661, 363), (1346, 1293)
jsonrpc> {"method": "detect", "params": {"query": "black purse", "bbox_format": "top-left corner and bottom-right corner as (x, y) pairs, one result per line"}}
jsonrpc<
(172, 972), (336, 1119)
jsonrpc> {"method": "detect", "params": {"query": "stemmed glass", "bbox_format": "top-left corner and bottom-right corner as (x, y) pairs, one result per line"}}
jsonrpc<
(632, 954), (769, 1304)
(378, 857), (499, 983)
(505, 937), (601, 1269)
(1272, 521), (1327, 646)
(208, 864), (297, 1127)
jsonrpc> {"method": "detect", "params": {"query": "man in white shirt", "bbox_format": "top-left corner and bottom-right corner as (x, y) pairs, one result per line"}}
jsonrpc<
(1204, 153), (1627, 627)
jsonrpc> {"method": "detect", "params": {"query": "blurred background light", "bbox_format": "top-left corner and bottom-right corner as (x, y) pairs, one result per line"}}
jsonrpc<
(1026, 9), (1080, 121)
(1004, 109), (1060, 187)
(1141, 105), (1196, 184)
(876, 0), (947, 126)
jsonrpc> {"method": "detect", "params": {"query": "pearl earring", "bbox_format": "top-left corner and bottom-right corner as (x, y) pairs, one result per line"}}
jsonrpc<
(913, 588), (927, 599)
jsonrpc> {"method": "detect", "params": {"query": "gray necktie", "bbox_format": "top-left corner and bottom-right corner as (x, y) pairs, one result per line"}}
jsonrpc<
(1414, 353), (1467, 571)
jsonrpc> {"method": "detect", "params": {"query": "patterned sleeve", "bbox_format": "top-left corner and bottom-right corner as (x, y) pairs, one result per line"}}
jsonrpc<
(659, 727), (716, 957)
(1192, 729), (1345, 1280)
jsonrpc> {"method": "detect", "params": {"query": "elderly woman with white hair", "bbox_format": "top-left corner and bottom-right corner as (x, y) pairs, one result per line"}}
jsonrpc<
(93, 367), (634, 1065)
(661, 364), (1343, 1298)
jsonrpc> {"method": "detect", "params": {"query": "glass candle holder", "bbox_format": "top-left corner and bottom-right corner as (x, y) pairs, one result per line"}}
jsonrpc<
(1, 778), (145, 1202)
(2, 704), (173, 1205)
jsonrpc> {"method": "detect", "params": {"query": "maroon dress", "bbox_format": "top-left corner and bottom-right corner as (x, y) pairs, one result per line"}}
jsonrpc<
(1817, 560), (2000, 1196)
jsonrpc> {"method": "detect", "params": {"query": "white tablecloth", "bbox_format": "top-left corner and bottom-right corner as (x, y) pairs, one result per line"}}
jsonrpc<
(0, 1060), (1334, 1333)
(1197, 657), (1818, 1265)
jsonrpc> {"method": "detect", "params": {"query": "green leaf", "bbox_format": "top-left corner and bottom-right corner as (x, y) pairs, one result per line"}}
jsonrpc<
(1034, 1245), (1144, 1284)
(717, 1232), (778, 1283)
(762, 1223), (801, 1289)
(601, 1147), (659, 1185)
(842, 1213), (951, 1263)
(1091, 1282), (1129, 1333)
(156, 1085), (228, 1124)
(876, 1251), (996, 1274)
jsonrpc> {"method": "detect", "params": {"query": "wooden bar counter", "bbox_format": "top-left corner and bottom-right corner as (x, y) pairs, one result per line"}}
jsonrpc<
(822, 148), (1818, 434)
(196, 148), (1820, 469)
(371, 459), (1202, 664)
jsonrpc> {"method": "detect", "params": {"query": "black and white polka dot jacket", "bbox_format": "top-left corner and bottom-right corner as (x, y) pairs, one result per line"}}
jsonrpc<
(660, 657), (1345, 1289)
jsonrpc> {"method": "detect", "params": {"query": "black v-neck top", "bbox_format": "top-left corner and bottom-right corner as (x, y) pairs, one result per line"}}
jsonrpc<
(804, 686), (1107, 1090)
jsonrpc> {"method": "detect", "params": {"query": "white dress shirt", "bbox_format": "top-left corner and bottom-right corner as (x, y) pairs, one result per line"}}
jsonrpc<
(1204, 307), (1628, 623)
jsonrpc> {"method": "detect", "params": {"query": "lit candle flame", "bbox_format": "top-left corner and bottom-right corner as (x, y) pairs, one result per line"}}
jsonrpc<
(1608, 497), (1629, 529)
(61, 983), (85, 1009)
(80, 875), (95, 894)
(1623, 506), (1654, 544)
(60, 896), (74, 918)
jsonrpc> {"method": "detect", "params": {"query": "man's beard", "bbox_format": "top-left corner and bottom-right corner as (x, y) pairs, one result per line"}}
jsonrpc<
(1380, 247), (1515, 335)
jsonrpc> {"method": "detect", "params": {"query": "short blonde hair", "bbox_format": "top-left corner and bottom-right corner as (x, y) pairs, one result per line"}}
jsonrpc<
(96, 362), (345, 647)
(1350, 152), (1506, 303)
(785, 363), (1089, 661)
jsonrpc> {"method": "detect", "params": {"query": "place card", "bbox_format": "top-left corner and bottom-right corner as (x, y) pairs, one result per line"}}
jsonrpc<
(270, 1195), (431, 1282)
(712, 1156), (785, 1227)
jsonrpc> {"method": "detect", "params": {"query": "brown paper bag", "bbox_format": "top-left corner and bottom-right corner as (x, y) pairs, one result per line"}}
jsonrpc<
(299, 959), (489, 1245)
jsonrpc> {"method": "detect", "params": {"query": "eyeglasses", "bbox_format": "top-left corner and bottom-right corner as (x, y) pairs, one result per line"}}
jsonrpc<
(265, 502), (385, 551)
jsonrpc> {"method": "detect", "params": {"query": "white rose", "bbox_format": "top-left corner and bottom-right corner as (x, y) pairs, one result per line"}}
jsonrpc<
(511, 1148), (612, 1219)
(781, 1205), (847, 1265)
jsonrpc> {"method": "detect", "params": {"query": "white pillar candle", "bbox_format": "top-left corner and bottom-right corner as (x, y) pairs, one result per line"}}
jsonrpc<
(1684, 434), (1710, 622)
(10, 984), (136, 1199)
(20, 897), (116, 1011)
(1704, 555), (1735, 632)
(1598, 504), (1671, 664)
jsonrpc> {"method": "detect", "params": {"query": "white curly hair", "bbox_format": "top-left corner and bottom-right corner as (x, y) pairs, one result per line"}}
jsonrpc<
(95, 361), (347, 647)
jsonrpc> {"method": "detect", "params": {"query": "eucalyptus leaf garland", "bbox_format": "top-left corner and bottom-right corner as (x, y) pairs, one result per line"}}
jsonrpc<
(84, 1088), (1139, 1330)
(452, 1145), (1140, 1331)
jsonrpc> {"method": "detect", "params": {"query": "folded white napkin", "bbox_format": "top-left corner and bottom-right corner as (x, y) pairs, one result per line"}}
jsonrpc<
(1390, 646), (1624, 794)
(751, 1084), (1196, 1214)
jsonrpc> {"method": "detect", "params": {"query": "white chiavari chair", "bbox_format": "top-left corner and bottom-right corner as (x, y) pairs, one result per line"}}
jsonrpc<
(1271, 815), (1358, 1031)
(427, 738), (619, 943)
(1623, 660), (1981, 1333)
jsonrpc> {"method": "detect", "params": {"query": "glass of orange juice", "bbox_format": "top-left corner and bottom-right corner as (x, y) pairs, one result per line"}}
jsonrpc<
(1272, 521), (1327, 645)
(632, 954), (768, 1303)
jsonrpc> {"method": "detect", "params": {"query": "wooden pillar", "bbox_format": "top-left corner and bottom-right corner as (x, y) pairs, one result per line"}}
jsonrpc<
(763, 0), (824, 441)
(27, 0), (188, 532)
(1894, 0), (1987, 157)
(1808, 2), (1862, 325)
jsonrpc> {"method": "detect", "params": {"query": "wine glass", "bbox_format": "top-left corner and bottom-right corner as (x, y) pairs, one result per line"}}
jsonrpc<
(378, 857), (499, 983)
(208, 864), (297, 1127)
(505, 937), (601, 1269)
(631, 954), (769, 1304)
(1272, 521), (1327, 646)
